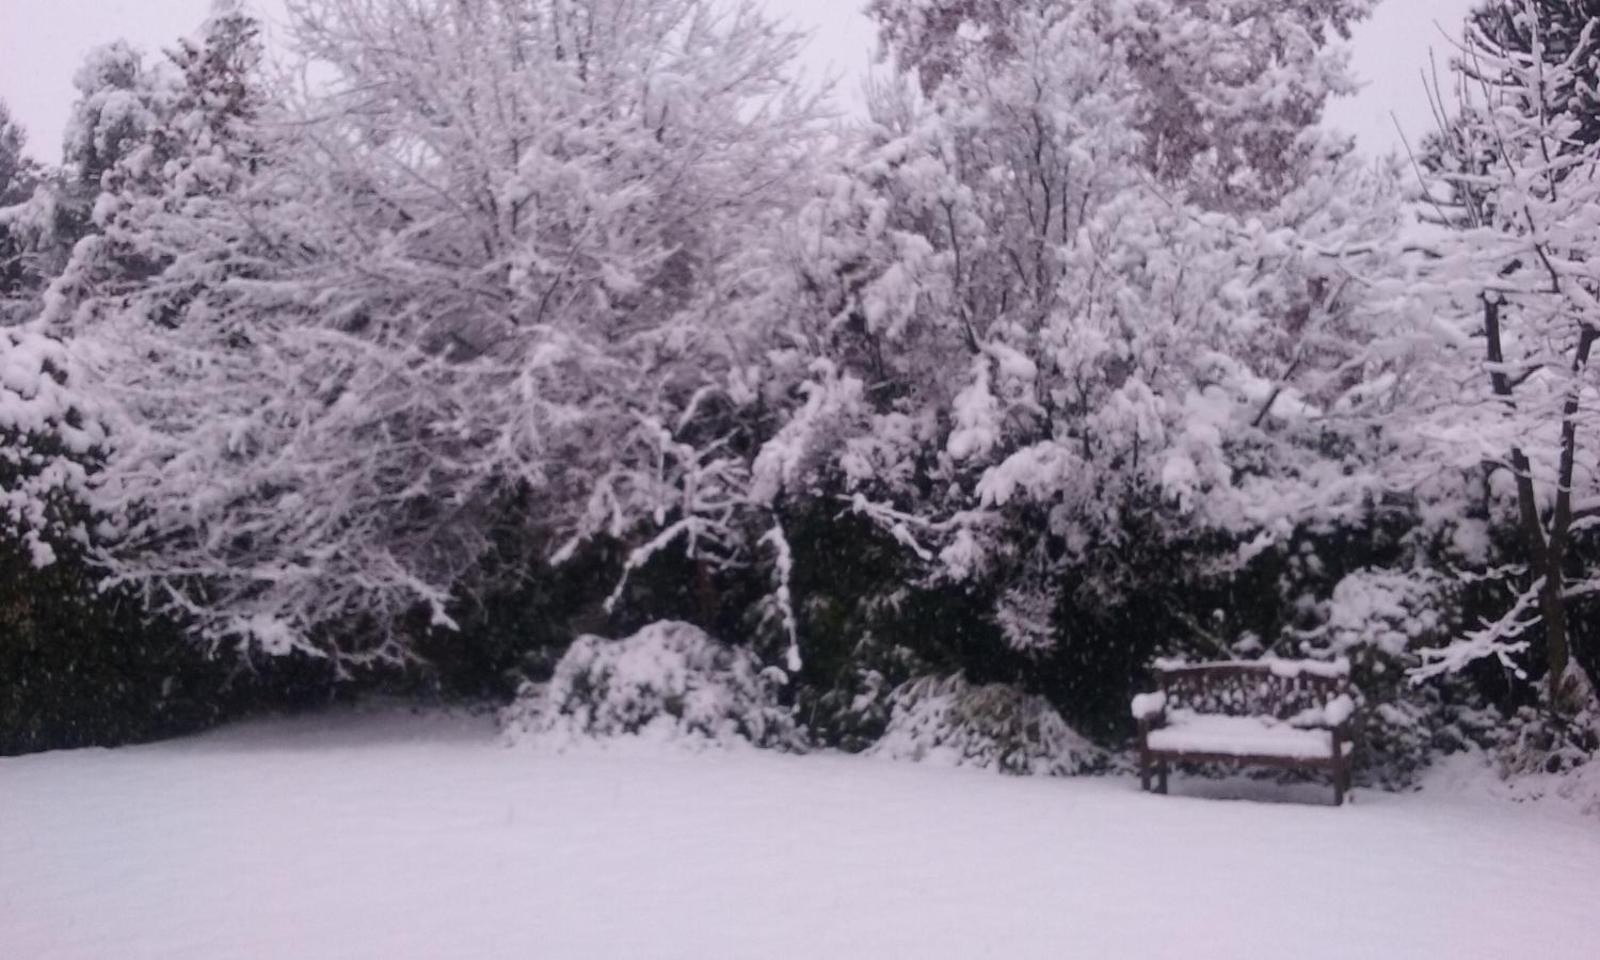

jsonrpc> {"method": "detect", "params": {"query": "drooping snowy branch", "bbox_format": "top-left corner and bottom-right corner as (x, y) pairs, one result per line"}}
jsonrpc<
(757, 522), (801, 672)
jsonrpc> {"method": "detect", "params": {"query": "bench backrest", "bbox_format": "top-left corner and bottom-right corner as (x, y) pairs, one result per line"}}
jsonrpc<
(1154, 658), (1349, 722)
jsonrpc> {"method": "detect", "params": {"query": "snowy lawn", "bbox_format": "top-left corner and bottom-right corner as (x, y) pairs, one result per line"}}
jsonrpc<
(3, 708), (1597, 960)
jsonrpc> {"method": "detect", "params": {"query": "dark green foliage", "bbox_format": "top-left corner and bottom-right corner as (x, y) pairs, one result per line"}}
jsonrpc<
(767, 501), (1001, 749)
(0, 539), (231, 755)
(417, 540), (622, 700)
(752, 482), (1494, 784)
(1567, 590), (1600, 695)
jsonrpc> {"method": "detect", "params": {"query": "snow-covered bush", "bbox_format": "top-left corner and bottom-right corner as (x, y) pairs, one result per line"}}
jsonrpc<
(867, 674), (1103, 776)
(1489, 676), (1600, 781)
(502, 621), (802, 750)
(1284, 567), (1456, 785)
(1420, 692), (1600, 816)
(1315, 568), (1451, 661)
(0, 327), (104, 566)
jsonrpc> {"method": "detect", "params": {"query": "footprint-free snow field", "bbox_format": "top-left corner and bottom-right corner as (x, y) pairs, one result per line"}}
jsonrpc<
(2, 708), (1596, 960)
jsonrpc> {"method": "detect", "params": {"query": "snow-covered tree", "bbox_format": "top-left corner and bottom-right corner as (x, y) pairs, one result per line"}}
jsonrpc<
(0, 327), (105, 569)
(53, 42), (174, 250)
(1400, 0), (1600, 711)
(3, 40), (176, 337)
(868, 0), (1376, 207)
(758, 0), (1405, 671)
(0, 101), (42, 322)
(0, 100), (109, 570)
(46, 2), (265, 335)
(1473, 0), (1600, 147)
(70, 0), (822, 662)
(0, 105), (26, 201)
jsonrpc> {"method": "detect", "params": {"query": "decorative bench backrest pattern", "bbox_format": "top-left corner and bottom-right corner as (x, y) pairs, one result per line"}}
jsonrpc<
(1153, 658), (1350, 724)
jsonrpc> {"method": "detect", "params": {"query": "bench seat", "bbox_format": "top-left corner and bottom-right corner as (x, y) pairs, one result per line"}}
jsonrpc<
(1148, 711), (1347, 761)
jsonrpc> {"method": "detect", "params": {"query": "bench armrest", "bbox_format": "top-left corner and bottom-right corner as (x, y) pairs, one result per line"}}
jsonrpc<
(1131, 690), (1167, 728)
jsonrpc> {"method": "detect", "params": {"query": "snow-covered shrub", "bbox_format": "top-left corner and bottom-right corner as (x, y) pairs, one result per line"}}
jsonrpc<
(1491, 753), (1600, 817)
(867, 674), (1103, 776)
(502, 621), (802, 750)
(1317, 569), (1451, 661)
(0, 328), (104, 565)
(1288, 567), (1460, 787)
(1422, 692), (1600, 816)
(1489, 673), (1600, 782)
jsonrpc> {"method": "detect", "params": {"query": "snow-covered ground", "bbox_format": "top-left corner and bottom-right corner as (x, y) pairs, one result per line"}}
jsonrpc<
(3, 708), (1597, 960)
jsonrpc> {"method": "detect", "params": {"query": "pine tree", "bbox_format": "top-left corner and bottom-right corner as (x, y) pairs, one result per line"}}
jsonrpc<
(0, 101), (40, 318)
(56, 42), (171, 242)
(0, 102), (29, 205)
(48, 1), (266, 333)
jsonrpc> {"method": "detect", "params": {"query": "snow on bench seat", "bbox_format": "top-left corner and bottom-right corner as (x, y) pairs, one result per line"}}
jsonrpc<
(1147, 711), (1346, 760)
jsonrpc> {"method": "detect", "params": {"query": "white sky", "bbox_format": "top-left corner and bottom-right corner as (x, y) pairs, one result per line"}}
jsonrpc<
(1325, 0), (1482, 155)
(1, 0), (1477, 165)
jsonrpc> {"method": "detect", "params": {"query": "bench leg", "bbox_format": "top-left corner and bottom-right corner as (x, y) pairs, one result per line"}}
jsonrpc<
(1140, 755), (1150, 793)
(1331, 730), (1346, 806)
(1157, 760), (1169, 795)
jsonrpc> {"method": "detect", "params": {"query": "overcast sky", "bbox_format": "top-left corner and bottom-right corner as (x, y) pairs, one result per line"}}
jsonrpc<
(1, 0), (1476, 165)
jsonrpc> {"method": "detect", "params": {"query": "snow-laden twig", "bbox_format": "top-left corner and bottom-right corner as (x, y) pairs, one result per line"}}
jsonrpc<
(757, 522), (801, 672)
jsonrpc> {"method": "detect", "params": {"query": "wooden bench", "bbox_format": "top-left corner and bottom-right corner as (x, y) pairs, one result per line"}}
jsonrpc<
(1132, 658), (1356, 805)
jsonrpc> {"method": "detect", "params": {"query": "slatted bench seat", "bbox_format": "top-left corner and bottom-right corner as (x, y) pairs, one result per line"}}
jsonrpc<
(1132, 658), (1356, 805)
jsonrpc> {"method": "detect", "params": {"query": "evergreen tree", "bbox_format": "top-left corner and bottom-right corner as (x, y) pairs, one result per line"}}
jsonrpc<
(0, 101), (41, 320)
(57, 41), (171, 242)
(47, 1), (266, 333)
(0, 102), (31, 208)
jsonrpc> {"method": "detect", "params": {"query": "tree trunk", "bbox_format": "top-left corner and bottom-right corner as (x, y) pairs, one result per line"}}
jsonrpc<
(1484, 297), (1589, 708)
(693, 558), (719, 628)
(1538, 559), (1570, 704)
(1544, 326), (1597, 707)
